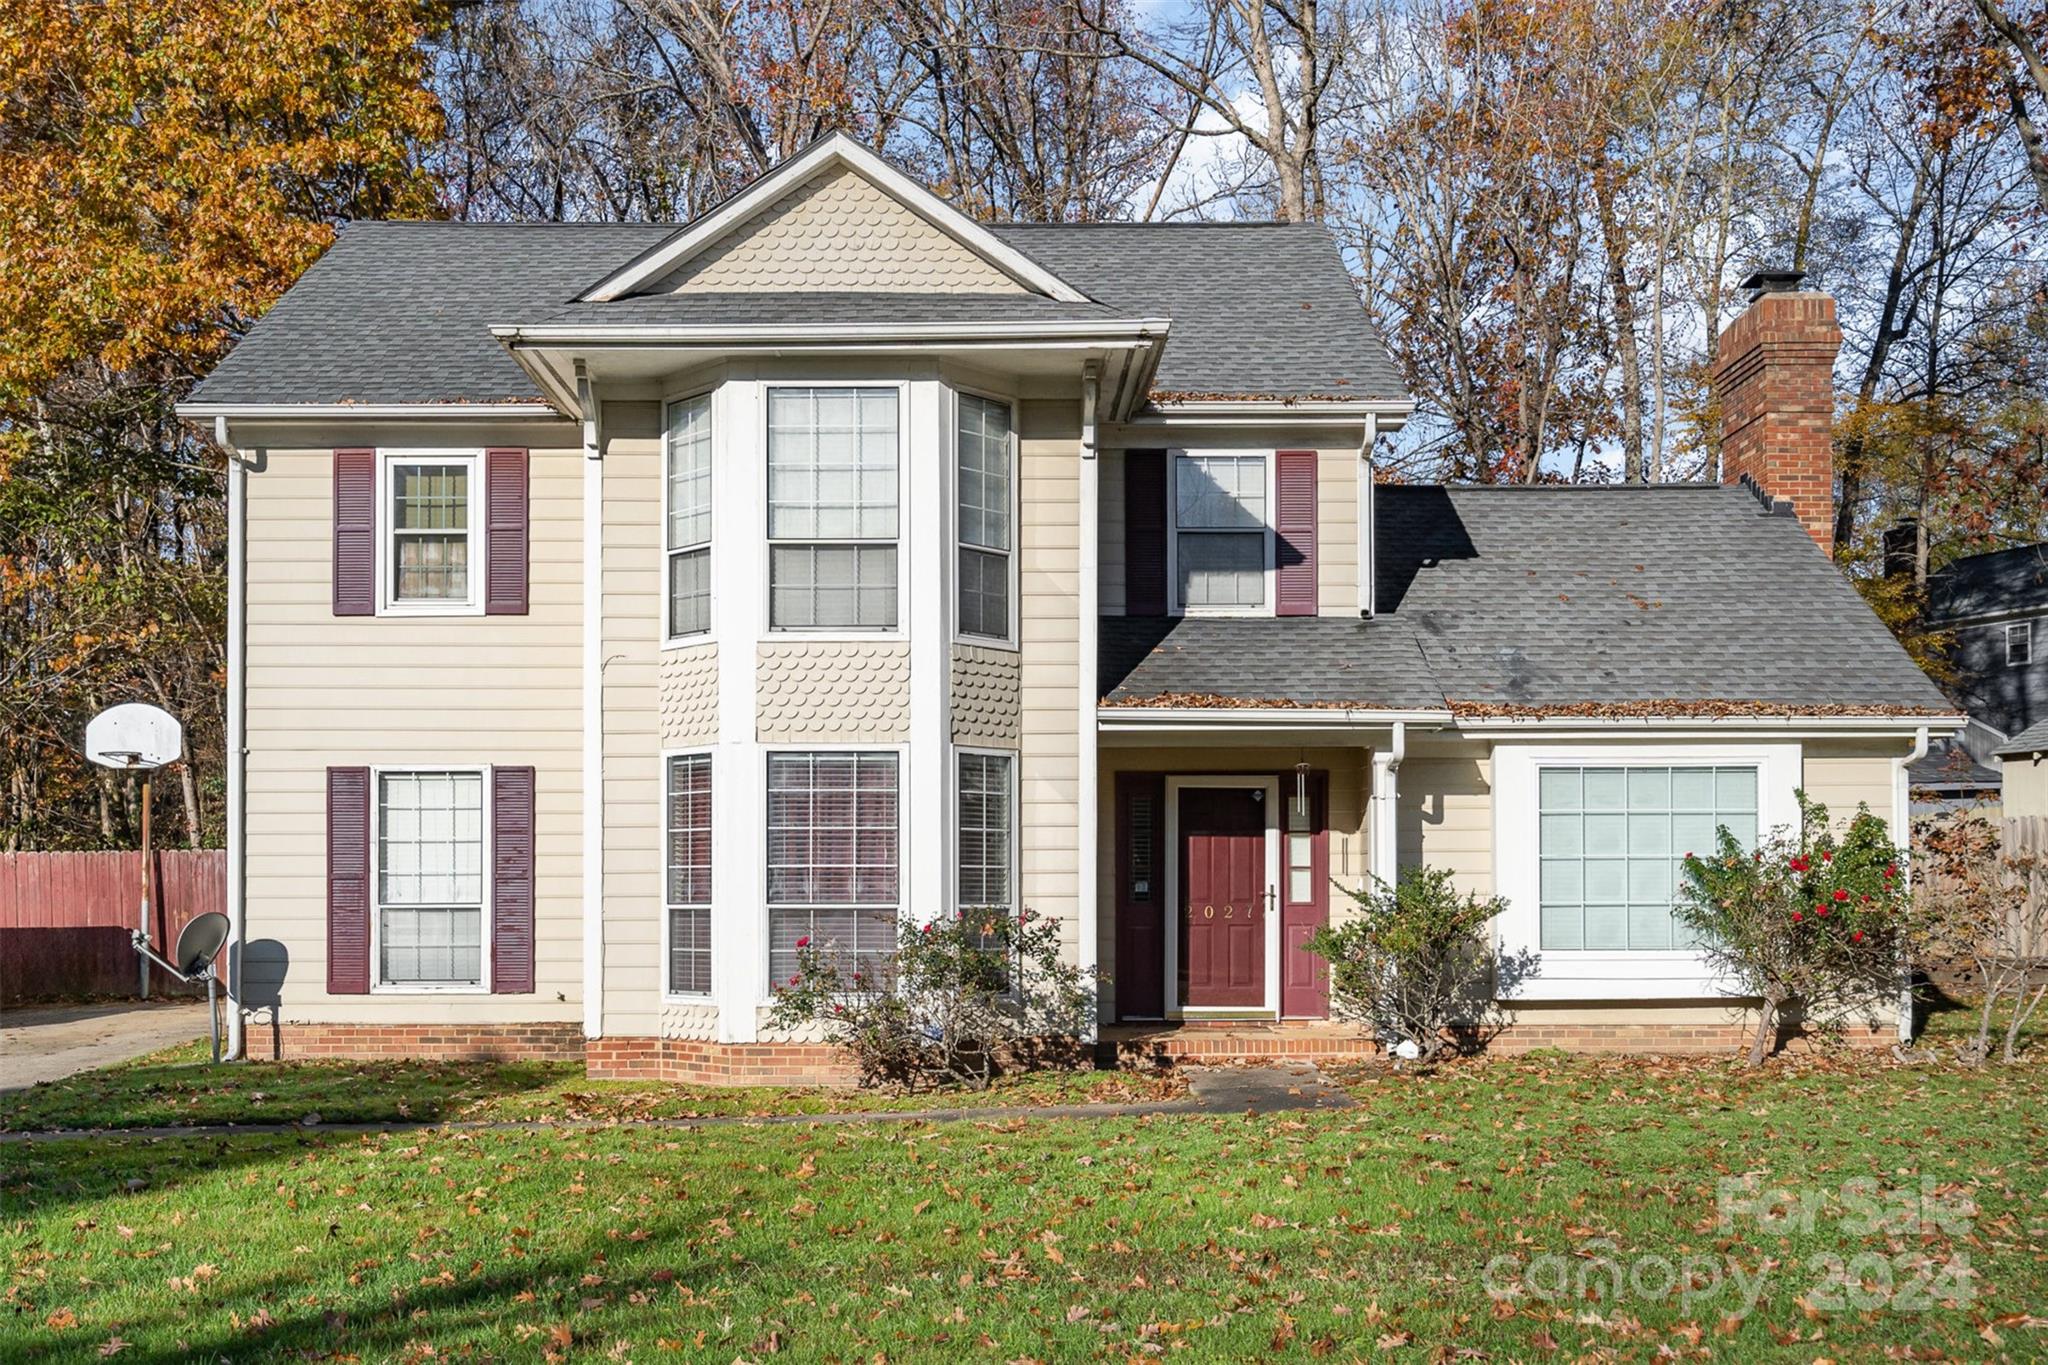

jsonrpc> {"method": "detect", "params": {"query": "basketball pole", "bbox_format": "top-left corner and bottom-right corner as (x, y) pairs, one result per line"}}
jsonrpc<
(138, 765), (152, 1000)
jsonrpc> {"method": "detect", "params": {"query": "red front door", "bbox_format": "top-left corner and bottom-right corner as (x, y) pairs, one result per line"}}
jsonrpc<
(1179, 788), (1267, 1008)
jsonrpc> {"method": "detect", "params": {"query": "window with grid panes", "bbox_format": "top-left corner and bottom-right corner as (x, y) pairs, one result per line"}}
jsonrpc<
(666, 396), (712, 636)
(390, 462), (473, 603)
(767, 388), (899, 629)
(1174, 453), (1266, 609)
(957, 394), (1012, 639)
(665, 753), (712, 994)
(376, 771), (485, 986)
(766, 752), (899, 985)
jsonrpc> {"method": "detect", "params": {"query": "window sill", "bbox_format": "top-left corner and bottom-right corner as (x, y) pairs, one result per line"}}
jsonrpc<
(377, 604), (484, 619)
(369, 984), (490, 995)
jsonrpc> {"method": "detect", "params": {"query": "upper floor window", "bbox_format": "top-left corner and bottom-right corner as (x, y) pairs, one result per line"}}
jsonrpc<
(388, 457), (478, 608)
(957, 394), (1014, 641)
(767, 387), (899, 630)
(667, 395), (713, 637)
(2009, 620), (2034, 667)
(1174, 453), (1269, 612)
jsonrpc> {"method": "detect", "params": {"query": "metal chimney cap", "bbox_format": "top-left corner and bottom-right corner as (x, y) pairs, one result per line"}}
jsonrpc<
(1740, 268), (1807, 303)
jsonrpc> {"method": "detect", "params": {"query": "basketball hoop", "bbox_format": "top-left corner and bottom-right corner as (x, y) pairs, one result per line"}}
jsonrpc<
(82, 703), (184, 999)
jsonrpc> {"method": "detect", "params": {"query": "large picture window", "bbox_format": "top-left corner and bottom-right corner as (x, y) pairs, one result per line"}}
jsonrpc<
(389, 459), (476, 605)
(666, 395), (712, 637)
(957, 394), (1013, 640)
(768, 387), (899, 630)
(767, 752), (900, 984)
(1538, 765), (1757, 952)
(665, 753), (713, 995)
(376, 770), (486, 987)
(1174, 453), (1267, 610)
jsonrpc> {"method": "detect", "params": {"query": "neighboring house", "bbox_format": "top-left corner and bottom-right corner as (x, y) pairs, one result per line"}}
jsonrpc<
(178, 136), (1958, 1079)
(1916, 542), (2048, 809)
(1997, 720), (2048, 820)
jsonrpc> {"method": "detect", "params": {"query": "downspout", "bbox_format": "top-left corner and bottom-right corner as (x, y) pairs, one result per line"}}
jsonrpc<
(578, 363), (605, 1041)
(1894, 723), (1929, 1044)
(219, 417), (246, 1061)
(1077, 362), (1101, 1042)
(1359, 414), (1377, 618)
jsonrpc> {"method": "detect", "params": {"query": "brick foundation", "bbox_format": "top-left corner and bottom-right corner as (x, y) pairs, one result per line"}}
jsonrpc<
(269, 1022), (586, 1063)
(585, 1036), (859, 1085)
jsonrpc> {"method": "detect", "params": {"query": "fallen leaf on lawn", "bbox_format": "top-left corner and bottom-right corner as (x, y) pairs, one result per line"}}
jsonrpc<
(98, 1339), (129, 1357)
(46, 1309), (78, 1331)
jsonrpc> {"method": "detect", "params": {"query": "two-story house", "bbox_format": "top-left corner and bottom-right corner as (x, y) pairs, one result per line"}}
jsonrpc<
(180, 136), (1958, 1079)
(1916, 543), (2048, 813)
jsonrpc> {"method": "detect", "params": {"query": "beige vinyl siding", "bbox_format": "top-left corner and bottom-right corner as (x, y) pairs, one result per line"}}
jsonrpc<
(2006, 754), (2048, 818)
(1803, 738), (1910, 835)
(239, 425), (584, 1026)
(1093, 745), (1368, 1018)
(1315, 447), (1359, 617)
(1018, 400), (1083, 963)
(755, 642), (911, 741)
(598, 401), (664, 1037)
(659, 166), (1027, 294)
(1397, 747), (1495, 898)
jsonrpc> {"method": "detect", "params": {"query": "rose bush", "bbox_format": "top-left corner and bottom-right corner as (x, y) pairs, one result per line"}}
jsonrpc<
(765, 906), (1095, 1091)
(1674, 793), (1908, 1064)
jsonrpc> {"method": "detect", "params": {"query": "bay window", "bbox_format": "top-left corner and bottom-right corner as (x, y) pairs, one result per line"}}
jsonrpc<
(666, 395), (712, 637)
(376, 770), (486, 987)
(768, 387), (899, 630)
(1174, 453), (1268, 611)
(665, 753), (713, 995)
(1538, 765), (1757, 952)
(957, 393), (1013, 640)
(767, 751), (900, 984)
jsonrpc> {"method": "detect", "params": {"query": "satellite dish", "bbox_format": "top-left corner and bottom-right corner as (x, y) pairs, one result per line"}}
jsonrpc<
(175, 912), (230, 978)
(85, 703), (183, 770)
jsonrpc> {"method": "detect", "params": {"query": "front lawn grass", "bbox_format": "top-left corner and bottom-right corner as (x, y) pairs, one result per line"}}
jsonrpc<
(5, 1052), (2043, 1362)
(1, 1042), (1185, 1133)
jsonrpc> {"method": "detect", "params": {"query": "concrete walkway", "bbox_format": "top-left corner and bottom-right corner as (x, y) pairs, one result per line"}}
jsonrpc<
(0, 1001), (209, 1092)
(0, 1058), (1352, 1143)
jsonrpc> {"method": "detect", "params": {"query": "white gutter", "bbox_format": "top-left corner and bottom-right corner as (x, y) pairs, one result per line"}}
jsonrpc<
(1895, 723), (1930, 1045)
(1456, 714), (1966, 737)
(1077, 363), (1102, 1044)
(492, 319), (1171, 346)
(176, 402), (563, 420)
(1099, 706), (1453, 732)
(219, 417), (246, 1062)
(1122, 399), (1413, 424)
(1370, 722), (1407, 884)
(578, 363), (605, 1040)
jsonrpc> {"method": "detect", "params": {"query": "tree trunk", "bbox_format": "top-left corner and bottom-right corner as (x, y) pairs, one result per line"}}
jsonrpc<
(1746, 991), (1783, 1066)
(1594, 157), (1645, 482)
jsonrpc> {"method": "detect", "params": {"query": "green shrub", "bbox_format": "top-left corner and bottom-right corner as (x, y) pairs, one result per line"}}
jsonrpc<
(1307, 866), (1513, 1064)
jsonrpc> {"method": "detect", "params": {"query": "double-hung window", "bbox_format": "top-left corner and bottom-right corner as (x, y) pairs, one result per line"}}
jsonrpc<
(388, 456), (478, 607)
(1174, 453), (1268, 611)
(376, 770), (486, 988)
(957, 394), (1014, 640)
(2009, 621), (2034, 667)
(768, 387), (899, 630)
(666, 395), (713, 637)
(957, 751), (1016, 970)
(665, 753), (713, 995)
(767, 752), (900, 984)
(1538, 765), (1757, 952)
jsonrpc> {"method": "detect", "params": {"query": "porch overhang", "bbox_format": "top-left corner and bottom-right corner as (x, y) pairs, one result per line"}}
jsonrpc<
(1097, 706), (1452, 737)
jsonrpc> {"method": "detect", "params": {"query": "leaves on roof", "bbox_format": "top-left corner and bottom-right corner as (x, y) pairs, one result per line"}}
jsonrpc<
(1447, 699), (1962, 719)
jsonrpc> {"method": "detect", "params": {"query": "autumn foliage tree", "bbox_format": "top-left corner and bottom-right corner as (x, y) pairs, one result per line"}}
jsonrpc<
(0, 1), (443, 847)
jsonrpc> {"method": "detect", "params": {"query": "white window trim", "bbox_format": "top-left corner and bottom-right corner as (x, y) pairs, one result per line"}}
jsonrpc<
(1166, 448), (1278, 618)
(660, 747), (716, 1002)
(951, 388), (1021, 649)
(375, 449), (485, 617)
(762, 380), (910, 640)
(1161, 775), (1283, 1019)
(1492, 741), (1801, 1001)
(2008, 620), (2034, 667)
(952, 746), (1020, 917)
(663, 392), (716, 645)
(368, 763), (493, 995)
(760, 741), (911, 1005)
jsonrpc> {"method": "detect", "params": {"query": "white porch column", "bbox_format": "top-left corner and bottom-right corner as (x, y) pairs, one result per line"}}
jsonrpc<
(579, 365), (606, 1039)
(906, 369), (951, 927)
(1368, 721), (1405, 885)
(714, 368), (766, 1042)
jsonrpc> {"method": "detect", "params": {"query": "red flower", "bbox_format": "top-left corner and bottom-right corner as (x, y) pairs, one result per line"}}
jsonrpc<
(788, 974), (801, 986)
(1820, 850), (1833, 863)
(833, 1003), (845, 1014)
(1791, 911), (1804, 922)
(1884, 864), (1898, 879)
(922, 923), (935, 934)
(1684, 852), (1695, 861)
(795, 936), (811, 949)
(1861, 893), (1873, 904)
(1833, 889), (1849, 902)
(1852, 930), (1865, 943)
(1815, 905), (1828, 918)
(1789, 856), (1810, 873)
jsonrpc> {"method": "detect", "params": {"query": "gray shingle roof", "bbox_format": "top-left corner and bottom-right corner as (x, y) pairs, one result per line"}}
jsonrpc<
(1376, 485), (1954, 713)
(188, 219), (1404, 408)
(1100, 485), (1955, 715)
(1099, 616), (1441, 709)
(1924, 543), (2048, 623)
(1996, 717), (2048, 757)
(1909, 736), (2002, 788)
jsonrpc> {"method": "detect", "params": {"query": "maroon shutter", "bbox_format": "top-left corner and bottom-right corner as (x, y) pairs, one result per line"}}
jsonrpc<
(1124, 449), (1168, 617)
(491, 765), (536, 993)
(326, 766), (371, 994)
(332, 449), (375, 616)
(484, 447), (529, 615)
(1275, 449), (1318, 617)
(1113, 774), (1167, 1019)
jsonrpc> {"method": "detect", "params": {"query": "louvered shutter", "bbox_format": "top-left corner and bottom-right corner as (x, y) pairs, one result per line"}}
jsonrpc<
(1275, 450), (1318, 617)
(491, 766), (536, 993)
(484, 448), (529, 615)
(1113, 774), (1167, 1018)
(332, 449), (376, 616)
(326, 767), (371, 994)
(1124, 450), (1168, 616)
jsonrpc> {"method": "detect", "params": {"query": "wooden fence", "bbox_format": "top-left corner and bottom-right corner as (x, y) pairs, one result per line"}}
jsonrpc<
(0, 851), (226, 1004)
(1915, 815), (2048, 963)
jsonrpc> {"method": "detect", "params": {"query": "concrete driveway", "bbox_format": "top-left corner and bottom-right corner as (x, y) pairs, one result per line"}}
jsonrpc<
(0, 1002), (209, 1092)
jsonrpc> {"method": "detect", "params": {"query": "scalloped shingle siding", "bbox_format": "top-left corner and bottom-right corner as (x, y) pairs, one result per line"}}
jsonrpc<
(658, 644), (719, 747)
(755, 641), (911, 741)
(951, 644), (1021, 744)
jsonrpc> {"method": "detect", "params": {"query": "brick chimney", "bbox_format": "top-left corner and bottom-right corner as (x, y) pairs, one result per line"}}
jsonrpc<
(1715, 270), (1842, 555)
